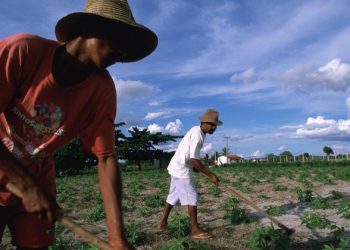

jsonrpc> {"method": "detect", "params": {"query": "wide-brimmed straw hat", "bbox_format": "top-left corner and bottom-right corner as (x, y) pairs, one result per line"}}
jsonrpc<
(199, 109), (223, 126)
(55, 0), (158, 62)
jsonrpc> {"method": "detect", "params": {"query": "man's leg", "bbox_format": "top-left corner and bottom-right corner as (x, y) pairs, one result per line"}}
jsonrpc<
(188, 206), (211, 239)
(158, 202), (173, 231)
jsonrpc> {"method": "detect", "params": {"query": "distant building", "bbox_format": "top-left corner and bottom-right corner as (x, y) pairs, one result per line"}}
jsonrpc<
(217, 155), (243, 165)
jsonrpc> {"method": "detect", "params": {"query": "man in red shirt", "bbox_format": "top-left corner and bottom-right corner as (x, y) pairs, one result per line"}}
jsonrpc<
(0, 0), (157, 249)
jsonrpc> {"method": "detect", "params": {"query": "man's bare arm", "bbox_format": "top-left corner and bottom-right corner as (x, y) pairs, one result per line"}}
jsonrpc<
(97, 155), (134, 250)
(190, 158), (219, 185)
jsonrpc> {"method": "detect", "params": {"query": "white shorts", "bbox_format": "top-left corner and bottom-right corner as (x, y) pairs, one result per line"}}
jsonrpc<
(166, 176), (197, 206)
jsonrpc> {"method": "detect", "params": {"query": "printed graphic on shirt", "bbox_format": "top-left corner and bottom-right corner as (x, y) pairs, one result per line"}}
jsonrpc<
(2, 103), (65, 160)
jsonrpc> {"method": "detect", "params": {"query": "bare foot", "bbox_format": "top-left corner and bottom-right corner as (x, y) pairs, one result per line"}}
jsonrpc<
(191, 229), (212, 239)
(157, 222), (167, 233)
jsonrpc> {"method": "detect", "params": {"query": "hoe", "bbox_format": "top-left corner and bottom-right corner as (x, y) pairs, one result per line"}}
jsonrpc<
(6, 182), (114, 250)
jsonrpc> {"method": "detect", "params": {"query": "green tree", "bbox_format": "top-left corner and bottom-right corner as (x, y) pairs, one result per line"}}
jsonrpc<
(53, 137), (96, 175)
(117, 126), (179, 170)
(323, 146), (334, 156)
(221, 147), (230, 156)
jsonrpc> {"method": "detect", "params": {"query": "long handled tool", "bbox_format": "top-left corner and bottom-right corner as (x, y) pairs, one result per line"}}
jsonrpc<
(220, 183), (295, 235)
(6, 182), (114, 250)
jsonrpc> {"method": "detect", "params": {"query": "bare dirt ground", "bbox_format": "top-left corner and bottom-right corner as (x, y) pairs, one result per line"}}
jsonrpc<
(1, 166), (350, 249)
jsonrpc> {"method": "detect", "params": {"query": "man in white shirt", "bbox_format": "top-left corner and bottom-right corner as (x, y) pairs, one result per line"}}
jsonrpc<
(158, 109), (222, 239)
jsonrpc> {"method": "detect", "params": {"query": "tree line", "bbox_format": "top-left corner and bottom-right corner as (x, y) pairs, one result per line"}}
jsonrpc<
(53, 122), (181, 175)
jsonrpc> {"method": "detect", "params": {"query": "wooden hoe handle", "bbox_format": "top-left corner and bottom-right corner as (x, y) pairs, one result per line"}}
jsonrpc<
(221, 183), (294, 234)
(5, 182), (114, 250)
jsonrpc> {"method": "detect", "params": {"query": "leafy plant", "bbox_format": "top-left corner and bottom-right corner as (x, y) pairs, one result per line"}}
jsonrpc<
(264, 205), (285, 216)
(310, 196), (334, 210)
(136, 206), (153, 217)
(86, 203), (105, 222)
(301, 212), (332, 229)
(292, 187), (313, 202)
(208, 185), (221, 197)
(124, 222), (146, 246)
(144, 194), (164, 208)
(329, 190), (344, 200)
(337, 199), (350, 219)
(322, 237), (350, 250)
(167, 213), (192, 238)
(272, 184), (288, 192)
(161, 238), (211, 250)
(225, 206), (251, 225)
(220, 197), (239, 211)
(246, 225), (290, 250)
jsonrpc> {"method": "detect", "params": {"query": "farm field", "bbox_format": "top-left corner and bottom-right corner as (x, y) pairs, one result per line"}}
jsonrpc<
(2, 161), (350, 249)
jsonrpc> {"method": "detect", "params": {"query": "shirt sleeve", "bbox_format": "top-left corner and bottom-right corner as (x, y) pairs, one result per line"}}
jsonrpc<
(189, 129), (203, 160)
(80, 78), (117, 157)
(0, 36), (27, 113)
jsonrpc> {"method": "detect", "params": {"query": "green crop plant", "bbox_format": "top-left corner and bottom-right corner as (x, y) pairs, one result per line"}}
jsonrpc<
(337, 199), (350, 219)
(208, 185), (221, 197)
(124, 222), (146, 246)
(292, 187), (313, 202)
(301, 212), (332, 229)
(225, 206), (251, 225)
(144, 194), (164, 208)
(49, 237), (71, 250)
(246, 224), (290, 250)
(329, 190), (344, 200)
(263, 205), (285, 216)
(166, 213), (192, 238)
(322, 237), (350, 250)
(161, 238), (212, 250)
(136, 206), (153, 217)
(86, 203), (105, 222)
(78, 243), (100, 250)
(310, 196), (334, 210)
(220, 197), (239, 211)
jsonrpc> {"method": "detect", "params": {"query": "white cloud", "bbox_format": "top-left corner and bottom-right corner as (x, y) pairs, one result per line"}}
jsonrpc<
(201, 143), (213, 154)
(144, 111), (170, 121)
(147, 123), (164, 134)
(346, 97), (350, 113)
(165, 119), (183, 135)
(115, 79), (158, 105)
(278, 145), (287, 151)
(251, 150), (265, 158)
(283, 59), (350, 91)
(230, 68), (256, 82)
(149, 100), (161, 107)
(295, 116), (350, 140)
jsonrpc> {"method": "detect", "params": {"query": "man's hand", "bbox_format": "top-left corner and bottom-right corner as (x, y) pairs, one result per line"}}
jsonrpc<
(20, 181), (59, 223)
(209, 173), (220, 186)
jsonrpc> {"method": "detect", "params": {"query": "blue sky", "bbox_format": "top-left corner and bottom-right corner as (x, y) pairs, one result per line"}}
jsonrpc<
(2, 0), (350, 158)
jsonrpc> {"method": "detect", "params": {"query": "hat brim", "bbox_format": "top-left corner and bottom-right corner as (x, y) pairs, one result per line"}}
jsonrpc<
(199, 116), (223, 126)
(55, 12), (158, 62)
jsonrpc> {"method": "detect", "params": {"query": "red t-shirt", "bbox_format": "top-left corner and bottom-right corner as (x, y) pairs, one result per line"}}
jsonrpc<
(0, 33), (117, 205)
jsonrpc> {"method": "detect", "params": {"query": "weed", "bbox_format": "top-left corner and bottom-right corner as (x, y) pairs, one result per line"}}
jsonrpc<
(136, 206), (153, 217)
(86, 203), (105, 222)
(337, 199), (350, 219)
(167, 213), (192, 238)
(220, 197), (239, 211)
(310, 196), (334, 210)
(161, 238), (211, 250)
(329, 190), (344, 200)
(144, 194), (164, 208)
(292, 187), (313, 202)
(124, 222), (146, 246)
(225, 206), (251, 225)
(322, 237), (350, 250)
(246, 224), (290, 250)
(208, 185), (221, 197)
(49, 237), (71, 250)
(301, 212), (332, 229)
(264, 205), (285, 216)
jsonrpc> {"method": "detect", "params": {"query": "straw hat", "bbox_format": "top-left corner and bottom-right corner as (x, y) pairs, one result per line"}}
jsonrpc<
(199, 109), (223, 126)
(55, 0), (158, 62)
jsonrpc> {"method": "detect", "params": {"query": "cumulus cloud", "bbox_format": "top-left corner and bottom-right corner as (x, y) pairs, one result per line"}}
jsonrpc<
(147, 119), (183, 135)
(115, 79), (158, 105)
(278, 145), (287, 151)
(295, 116), (350, 140)
(144, 111), (170, 121)
(165, 119), (183, 135)
(230, 68), (256, 82)
(284, 59), (350, 91)
(201, 143), (213, 154)
(251, 150), (265, 158)
(147, 123), (164, 134)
